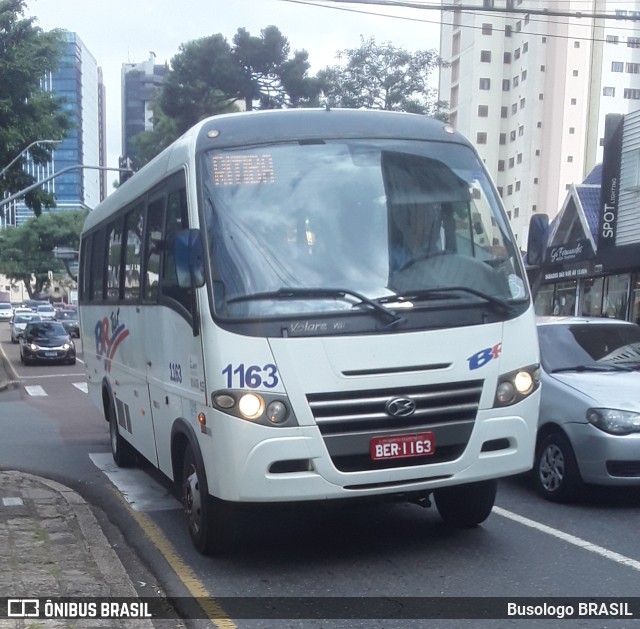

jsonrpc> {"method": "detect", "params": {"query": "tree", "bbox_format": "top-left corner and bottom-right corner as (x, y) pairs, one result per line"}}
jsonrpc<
(132, 26), (321, 166)
(0, 0), (71, 217)
(317, 36), (447, 118)
(0, 210), (86, 298)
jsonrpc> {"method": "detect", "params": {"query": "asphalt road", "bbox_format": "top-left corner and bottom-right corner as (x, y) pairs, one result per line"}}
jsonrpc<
(1, 321), (639, 629)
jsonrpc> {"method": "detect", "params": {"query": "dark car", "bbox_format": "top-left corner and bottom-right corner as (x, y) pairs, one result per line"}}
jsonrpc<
(54, 308), (80, 338)
(20, 321), (76, 365)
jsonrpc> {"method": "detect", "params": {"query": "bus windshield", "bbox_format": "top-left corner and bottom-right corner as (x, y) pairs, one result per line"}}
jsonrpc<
(201, 139), (526, 320)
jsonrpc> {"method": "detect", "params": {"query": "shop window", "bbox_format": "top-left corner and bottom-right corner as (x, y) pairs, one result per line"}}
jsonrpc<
(579, 277), (603, 317)
(603, 274), (630, 319)
(534, 284), (554, 316)
(630, 274), (640, 324)
(553, 281), (578, 316)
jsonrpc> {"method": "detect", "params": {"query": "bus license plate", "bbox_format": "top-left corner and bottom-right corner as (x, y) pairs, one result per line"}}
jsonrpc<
(370, 432), (435, 460)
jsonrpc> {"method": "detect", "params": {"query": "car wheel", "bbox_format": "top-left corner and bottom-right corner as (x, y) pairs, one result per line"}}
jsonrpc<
(534, 431), (583, 502)
(181, 442), (236, 555)
(434, 479), (497, 528)
(108, 400), (136, 467)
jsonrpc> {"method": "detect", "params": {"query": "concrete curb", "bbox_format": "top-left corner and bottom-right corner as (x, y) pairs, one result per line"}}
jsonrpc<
(8, 471), (155, 629)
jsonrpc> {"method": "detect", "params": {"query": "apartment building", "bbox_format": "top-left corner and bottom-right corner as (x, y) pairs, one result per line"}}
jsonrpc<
(121, 53), (169, 171)
(439, 0), (640, 247)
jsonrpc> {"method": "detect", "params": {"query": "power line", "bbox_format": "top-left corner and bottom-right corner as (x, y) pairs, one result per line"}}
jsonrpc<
(279, 0), (640, 46)
(316, 0), (640, 21)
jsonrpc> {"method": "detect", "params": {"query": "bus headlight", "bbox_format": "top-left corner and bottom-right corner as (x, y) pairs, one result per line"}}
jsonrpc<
(494, 364), (540, 407)
(212, 389), (298, 427)
(238, 393), (264, 420)
(266, 400), (288, 424)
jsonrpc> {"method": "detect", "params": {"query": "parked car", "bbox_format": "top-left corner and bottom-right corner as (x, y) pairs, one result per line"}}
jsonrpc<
(10, 313), (41, 343)
(0, 302), (13, 321)
(19, 321), (76, 365)
(54, 308), (80, 338)
(36, 304), (56, 320)
(534, 316), (640, 502)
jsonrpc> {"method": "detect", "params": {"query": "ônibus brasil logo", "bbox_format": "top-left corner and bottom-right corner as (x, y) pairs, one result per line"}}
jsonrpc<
(95, 309), (129, 372)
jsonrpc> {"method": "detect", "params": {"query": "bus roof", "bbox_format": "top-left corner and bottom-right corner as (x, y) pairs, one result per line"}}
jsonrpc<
(83, 108), (470, 232)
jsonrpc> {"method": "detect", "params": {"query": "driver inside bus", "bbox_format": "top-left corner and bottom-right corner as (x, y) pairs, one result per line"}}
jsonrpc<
(389, 202), (444, 273)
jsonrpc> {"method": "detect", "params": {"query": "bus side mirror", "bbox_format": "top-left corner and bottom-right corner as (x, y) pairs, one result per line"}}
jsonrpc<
(175, 229), (205, 289)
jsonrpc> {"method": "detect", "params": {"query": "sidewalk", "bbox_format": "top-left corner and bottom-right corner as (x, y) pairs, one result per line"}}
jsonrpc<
(0, 470), (163, 628)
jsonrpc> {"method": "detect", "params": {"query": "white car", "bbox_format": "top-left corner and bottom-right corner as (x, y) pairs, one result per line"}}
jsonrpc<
(0, 303), (13, 321)
(535, 316), (640, 502)
(36, 304), (56, 320)
(10, 313), (41, 343)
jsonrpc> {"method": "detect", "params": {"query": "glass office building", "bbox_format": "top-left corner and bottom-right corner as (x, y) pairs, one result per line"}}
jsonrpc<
(10, 32), (106, 226)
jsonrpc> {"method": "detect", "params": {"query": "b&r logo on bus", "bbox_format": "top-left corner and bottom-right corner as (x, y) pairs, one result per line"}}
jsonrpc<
(95, 309), (130, 372)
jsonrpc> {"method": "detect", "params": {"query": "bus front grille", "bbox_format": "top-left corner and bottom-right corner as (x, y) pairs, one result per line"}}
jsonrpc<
(307, 380), (483, 472)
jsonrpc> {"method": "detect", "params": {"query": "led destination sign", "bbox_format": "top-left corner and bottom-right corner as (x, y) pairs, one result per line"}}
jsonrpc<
(212, 154), (275, 186)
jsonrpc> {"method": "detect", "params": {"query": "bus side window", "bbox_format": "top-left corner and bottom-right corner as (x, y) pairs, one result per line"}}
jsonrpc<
(123, 204), (144, 301)
(106, 220), (124, 300)
(143, 196), (165, 303)
(160, 188), (191, 311)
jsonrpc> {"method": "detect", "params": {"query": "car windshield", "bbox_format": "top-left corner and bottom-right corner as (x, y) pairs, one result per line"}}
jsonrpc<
(538, 322), (640, 372)
(55, 311), (77, 320)
(202, 139), (527, 321)
(14, 315), (39, 324)
(27, 322), (67, 337)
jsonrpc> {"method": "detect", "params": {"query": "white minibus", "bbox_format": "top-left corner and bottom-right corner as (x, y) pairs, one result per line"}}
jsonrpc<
(79, 109), (540, 554)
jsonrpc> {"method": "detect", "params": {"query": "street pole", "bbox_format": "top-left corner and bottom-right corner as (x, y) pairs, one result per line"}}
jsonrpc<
(0, 140), (62, 179)
(0, 164), (133, 210)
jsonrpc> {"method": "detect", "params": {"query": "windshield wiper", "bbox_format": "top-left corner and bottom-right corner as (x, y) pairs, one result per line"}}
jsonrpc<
(227, 287), (405, 327)
(551, 364), (633, 373)
(377, 287), (514, 314)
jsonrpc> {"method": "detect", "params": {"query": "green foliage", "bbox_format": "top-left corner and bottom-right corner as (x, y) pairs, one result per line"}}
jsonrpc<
(317, 36), (448, 118)
(132, 26), (321, 167)
(0, 0), (71, 217)
(0, 210), (86, 297)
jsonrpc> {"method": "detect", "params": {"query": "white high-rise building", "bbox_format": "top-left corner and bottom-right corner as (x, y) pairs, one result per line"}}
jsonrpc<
(439, 0), (640, 247)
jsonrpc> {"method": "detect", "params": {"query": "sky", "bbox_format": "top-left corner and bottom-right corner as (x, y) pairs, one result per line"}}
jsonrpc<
(25, 0), (443, 169)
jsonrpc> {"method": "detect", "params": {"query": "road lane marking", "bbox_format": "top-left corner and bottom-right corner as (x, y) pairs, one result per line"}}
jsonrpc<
(92, 454), (236, 627)
(24, 385), (47, 396)
(89, 453), (181, 511)
(73, 382), (88, 393)
(494, 506), (640, 572)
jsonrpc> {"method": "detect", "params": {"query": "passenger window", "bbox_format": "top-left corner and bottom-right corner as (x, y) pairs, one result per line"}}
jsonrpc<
(106, 220), (124, 300)
(143, 197), (165, 303)
(123, 204), (144, 301)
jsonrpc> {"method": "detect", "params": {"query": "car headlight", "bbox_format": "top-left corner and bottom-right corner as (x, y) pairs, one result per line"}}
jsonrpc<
(29, 343), (38, 351)
(586, 408), (640, 435)
(494, 364), (540, 407)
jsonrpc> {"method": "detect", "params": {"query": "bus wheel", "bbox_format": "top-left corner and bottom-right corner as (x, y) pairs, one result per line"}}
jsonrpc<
(181, 443), (235, 555)
(434, 479), (497, 528)
(108, 403), (136, 467)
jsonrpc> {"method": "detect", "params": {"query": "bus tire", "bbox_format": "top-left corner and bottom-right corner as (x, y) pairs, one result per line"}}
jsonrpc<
(181, 442), (236, 556)
(108, 402), (136, 467)
(434, 479), (497, 528)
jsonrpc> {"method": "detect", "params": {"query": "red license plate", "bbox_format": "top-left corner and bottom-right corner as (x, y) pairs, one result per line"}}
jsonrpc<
(370, 432), (435, 460)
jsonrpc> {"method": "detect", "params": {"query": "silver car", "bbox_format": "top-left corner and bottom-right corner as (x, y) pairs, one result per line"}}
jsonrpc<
(10, 313), (41, 343)
(535, 316), (640, 501)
